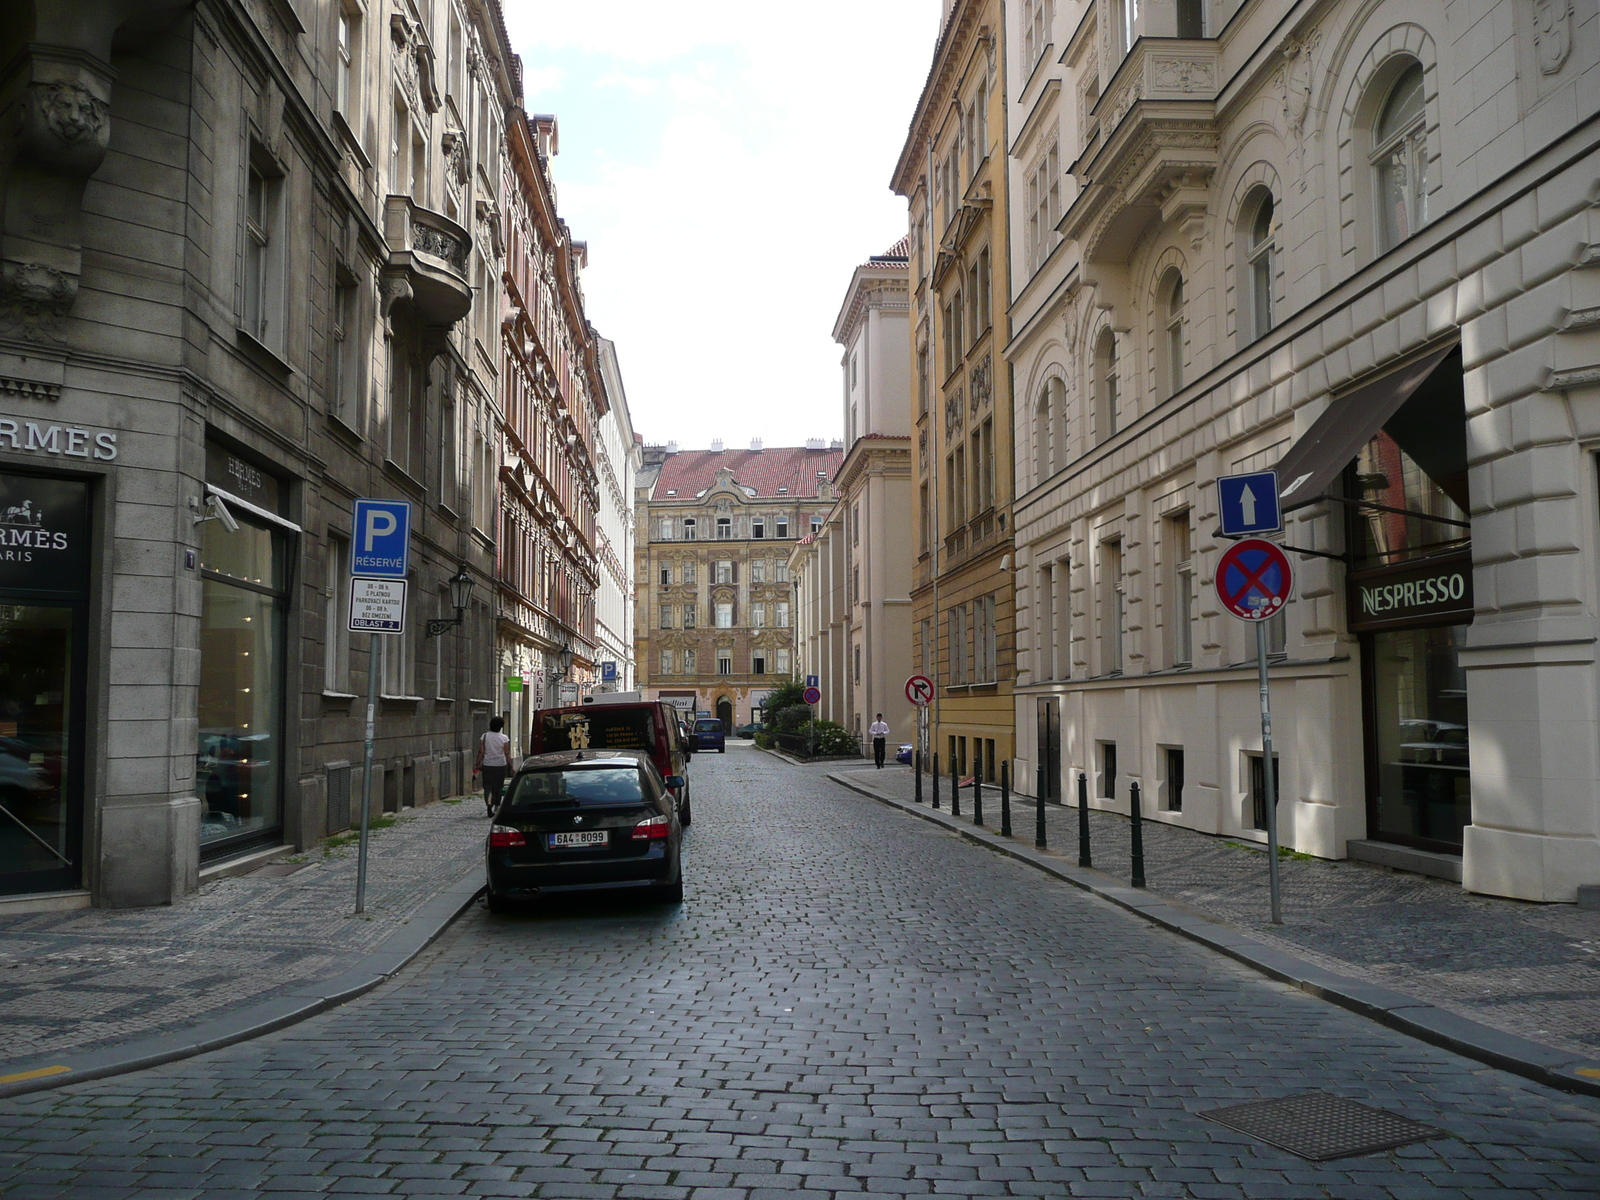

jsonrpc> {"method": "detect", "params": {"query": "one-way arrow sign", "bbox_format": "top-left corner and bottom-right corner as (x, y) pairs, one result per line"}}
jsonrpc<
(1217, 470), (1282, 537)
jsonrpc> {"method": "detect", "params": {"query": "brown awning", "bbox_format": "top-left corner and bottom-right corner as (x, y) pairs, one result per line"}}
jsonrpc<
(1274, 343), (1458, 512)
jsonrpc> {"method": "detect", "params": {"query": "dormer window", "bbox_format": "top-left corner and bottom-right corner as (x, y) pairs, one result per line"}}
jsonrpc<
(777, 485), (788, 494)
(665, 489), (676, 496)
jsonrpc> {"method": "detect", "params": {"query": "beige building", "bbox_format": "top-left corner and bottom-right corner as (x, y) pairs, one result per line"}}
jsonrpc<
(1006, 0), (1600, 902)
(634, 444), (843, 729)
(790, 244), (916, 745)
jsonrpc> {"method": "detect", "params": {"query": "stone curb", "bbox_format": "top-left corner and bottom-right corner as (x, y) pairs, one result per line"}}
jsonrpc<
(0, 865), (486, 1101)
(825, 770), (1600, 1102)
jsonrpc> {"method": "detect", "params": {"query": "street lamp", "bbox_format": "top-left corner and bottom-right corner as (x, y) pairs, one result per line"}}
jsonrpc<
(425, 564), (474, 637)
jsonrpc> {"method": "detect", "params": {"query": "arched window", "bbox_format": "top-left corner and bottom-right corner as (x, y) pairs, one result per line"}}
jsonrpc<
(1161, 270), (1185, 397)
(1242, 189), (1274, 342)
(1034, 383), (1052, 484)
(1371, 62), (1426, 252)
(1094, 329), (1118, 442)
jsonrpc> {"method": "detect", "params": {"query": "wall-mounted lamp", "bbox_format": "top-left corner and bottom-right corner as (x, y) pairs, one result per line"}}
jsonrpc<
(425, 564), (475, 637)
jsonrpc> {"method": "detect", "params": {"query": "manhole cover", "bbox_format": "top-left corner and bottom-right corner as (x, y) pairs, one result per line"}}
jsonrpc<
(1200, 1092), (1444, 1161)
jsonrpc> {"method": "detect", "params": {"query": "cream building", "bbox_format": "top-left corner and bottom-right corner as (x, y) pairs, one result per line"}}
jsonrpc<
(594, 339), (640, 694)
(1007, 0), (1600, 902)
(790, 244), (916, 745)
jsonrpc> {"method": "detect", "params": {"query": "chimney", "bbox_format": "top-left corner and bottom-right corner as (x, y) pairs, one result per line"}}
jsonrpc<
(828, 438), (843, 451)
(665, 441), (678, 453)
(805, 438), (824, 450)
(710, 438), (724, 452)
(750, 438), (763, 451)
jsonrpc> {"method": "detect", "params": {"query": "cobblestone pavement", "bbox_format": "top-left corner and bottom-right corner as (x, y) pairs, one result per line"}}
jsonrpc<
(2, 744), (1599, 1198)
(828, 760), (1600, 1059)
(0, 793), (489, 1064)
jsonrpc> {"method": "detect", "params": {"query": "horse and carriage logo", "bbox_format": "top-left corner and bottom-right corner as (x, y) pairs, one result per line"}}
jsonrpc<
(2, 499), (44, 528)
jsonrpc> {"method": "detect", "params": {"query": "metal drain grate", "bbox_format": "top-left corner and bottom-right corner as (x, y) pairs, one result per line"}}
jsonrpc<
(1201, 1091), (1444, 1161)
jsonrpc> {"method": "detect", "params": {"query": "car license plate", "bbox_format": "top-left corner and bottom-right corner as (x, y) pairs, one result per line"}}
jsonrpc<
(548, 830), (607, 849)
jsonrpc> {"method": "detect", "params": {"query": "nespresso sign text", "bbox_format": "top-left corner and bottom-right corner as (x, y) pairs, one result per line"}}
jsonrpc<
(0, 417), (118, 460)
(1348, 551), (1474, 632)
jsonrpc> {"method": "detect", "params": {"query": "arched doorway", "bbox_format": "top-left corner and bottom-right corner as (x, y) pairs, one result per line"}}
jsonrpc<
(715, 697), (733, 731)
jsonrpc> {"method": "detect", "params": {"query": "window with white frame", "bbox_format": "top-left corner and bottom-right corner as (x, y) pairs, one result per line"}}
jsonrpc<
(1104, 539), (1125, 675)
(682, 647), (696, 673)
(659, 517), (674, 540)
(242, 153), (284, 350)
(1372, 62), (1427, 253)
(751, 517), (765, 539)
(775, 561), (790, 583)
(714, 602), (733, 628)
(661, 647), (674, 675)
(1025, 142), (1061, 274)
(336, 4), (362, 124)
(1162, 270), (1185, 397)
(715, 516), (732, 540)
(682, 561), (696, 584)
(683, 517), (697, 540)
(752, 602), (766, 628)
(976, 594), (997, 682)
(682, 603), (696, 628)
(1168, 513), (1193, 667)
(716, 650), (732, 676)
(1021, 0), (1053, 67)
(776, 647), (791, 674)
(751, 559), (765, 583)
(1243, 189), (1275, 342)
(775, 601), (790, 628)
(382, 623), (415, 697)
(659, 604), (673, 629)
(659, 566), (671, 586)
(714, 560), (733, 585)
(753, 650), (767, 675)
(1095, 329), (1119, 442)
(330, 273), (359, 423)
(775, 517), (788, 538)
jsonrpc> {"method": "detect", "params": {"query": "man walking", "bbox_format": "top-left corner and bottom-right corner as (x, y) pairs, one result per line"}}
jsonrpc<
(870, 713), (891, 769)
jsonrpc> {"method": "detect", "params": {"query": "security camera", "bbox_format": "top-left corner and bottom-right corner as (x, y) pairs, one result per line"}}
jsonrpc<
(207, 493), (240, 533)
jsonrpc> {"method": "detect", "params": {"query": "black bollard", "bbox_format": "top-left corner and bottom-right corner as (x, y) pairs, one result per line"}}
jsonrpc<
(972, 746), (983, 826)
(951, 754), (961, 817)
(914, 747), (923, 804)
(1035, 764), (1047, 849)
(1078, 770), (1092, 868)
(1130, 781), (1146, 888)
(1000, 761), (1011, 837)
(932, 752), (940, 810)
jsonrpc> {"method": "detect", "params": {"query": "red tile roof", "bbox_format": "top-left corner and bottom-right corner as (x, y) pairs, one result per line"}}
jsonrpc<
(651, 446), (844, 500)
(870, 235), (910, 262)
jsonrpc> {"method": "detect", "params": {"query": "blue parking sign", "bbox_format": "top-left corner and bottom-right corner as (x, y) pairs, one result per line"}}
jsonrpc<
(1216, 471), (1282, 537)
(350, 499), (412, 578)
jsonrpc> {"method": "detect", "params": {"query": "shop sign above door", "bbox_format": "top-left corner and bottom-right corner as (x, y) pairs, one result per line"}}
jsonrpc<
(1348, 550), (1474, 633)
(205, 442), (281, 513)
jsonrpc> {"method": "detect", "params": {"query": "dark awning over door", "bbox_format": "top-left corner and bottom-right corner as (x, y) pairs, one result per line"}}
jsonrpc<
(1274, 343), (1458, 512)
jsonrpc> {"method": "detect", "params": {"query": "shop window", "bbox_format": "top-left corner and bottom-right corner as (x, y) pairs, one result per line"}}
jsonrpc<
(1369, 625), (1469, 847)
(1372, 62), (1427, 253)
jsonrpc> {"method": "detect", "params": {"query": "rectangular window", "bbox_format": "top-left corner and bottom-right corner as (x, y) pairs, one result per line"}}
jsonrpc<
(980, 418), (995, 511)
(661, 648), (674, 675)
(854, 643), (862, 683)
(330, 277), (357, 423)
(852, 502), (861, 545)
(682, 561), (696, 584)
(683, 518), (697, 540)
(659, 605), (673, 629)
(752, 518), (765, 540)
(752, 602), (766, 628)
(716, 651), (732, 676)
(919, 617), (932, 675)
(714, 561), (733, 585)
(715, 517), (732, 540)
(1169, 513), (1193, 668)
(775, 561), (790, 583)
(776, 647), (790, 674)
(336, 6), (360, 121)
(1164, 746), (1185, 812)
(659, 566), (671, 586)
(682, 603), (696, 628)
(1100, 741), (1117, 800)
(324, 536), (350, 692)
(776, 601), (790, 628)
(683, 648), (696, 673)
(753, 651), (767, 675)
(714, 602), (733, 628)
(1248, 752), (1282, 831)
(751, 559), (765, 583)
(919, 482), (931, 553)
(242, 156), (284, 351)
(810, 516), (823, 534)
(950, 288), (964, 363)
(660, 518), (674, 540)
(382, 623), (415, 697)
(1104, 540), (1124, 675)
(776, 518), (789, 538)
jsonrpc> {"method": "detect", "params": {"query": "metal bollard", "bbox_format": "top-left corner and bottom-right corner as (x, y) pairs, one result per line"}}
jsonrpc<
(1078, 770), (1092, 868)
(1035, 764), (1047, 849)
(951, 754), (961, 817)
(1000, 762), (1011, 837)
(914, 748), (923, 804)
(972, 746), (983, 826)
(932, 752), (940, 810)
(1130, 781), (1146, 889)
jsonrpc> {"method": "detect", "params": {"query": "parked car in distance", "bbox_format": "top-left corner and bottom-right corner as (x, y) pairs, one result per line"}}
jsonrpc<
(526, 700), (692, 826)
(486, 749), (684, 911)
(692, 718), (726, 753)
(896, 743), (914, 765)
(733, 722), (761, 739)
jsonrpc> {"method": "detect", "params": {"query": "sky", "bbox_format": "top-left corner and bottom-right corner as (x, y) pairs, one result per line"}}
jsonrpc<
(500, 1), (942, 452)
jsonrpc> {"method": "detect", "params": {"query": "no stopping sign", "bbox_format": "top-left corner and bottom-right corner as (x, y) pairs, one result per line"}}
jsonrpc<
(1216, 538), (1293, 622)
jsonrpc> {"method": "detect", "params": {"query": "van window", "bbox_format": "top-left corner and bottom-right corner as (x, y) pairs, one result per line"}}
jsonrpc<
(541, 709), (655, 753)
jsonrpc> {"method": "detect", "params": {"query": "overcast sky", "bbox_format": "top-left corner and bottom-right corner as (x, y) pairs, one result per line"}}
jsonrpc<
(500, 2), (940, 452)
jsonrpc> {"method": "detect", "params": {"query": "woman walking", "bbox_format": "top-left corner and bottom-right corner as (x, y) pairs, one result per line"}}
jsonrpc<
(475, 716), (511, 816)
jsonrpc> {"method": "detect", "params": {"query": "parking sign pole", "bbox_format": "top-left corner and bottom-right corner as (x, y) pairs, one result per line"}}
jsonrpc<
(1257, 619), (1282, 925)
(355, 631), (379, 914)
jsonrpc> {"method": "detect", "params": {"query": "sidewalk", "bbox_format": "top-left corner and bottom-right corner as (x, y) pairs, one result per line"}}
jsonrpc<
(0, 793), (487, 1088)
(821, 760), (1600, 1071)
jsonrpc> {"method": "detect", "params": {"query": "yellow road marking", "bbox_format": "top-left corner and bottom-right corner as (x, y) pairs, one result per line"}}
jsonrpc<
(1577, 1067), (1600, 1080)
(0, 1065), (71, 1085)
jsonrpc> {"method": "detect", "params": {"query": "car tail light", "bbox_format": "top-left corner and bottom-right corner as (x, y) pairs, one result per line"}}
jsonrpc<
(632, 814), (671, 840)
(489, 825), (526, 847)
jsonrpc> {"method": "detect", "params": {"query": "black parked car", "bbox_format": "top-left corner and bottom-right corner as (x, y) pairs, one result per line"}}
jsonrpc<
(486, 749), (685, 912)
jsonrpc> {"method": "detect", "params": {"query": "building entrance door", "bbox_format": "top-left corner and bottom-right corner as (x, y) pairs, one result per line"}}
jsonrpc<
(715, 697), (733, 731)
(1036, 697), (1061, 800)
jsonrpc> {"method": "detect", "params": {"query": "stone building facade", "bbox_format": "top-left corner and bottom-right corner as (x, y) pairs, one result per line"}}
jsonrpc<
(593, 340), (640, 697)
(1005, 0), (1600, 902)
(634, 444), (843, 729)
(894, 0), (1019, 785)
(0, 0), (515, 908)
(790, 244), (916, 745)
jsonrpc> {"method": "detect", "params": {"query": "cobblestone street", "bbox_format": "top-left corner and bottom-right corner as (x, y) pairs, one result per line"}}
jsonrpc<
(3, 744), (1599, 1198)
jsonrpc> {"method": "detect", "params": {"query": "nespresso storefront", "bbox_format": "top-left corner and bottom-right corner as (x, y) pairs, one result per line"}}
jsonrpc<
(1277, 342), (1474, 856)
(0, 469), (91, 897)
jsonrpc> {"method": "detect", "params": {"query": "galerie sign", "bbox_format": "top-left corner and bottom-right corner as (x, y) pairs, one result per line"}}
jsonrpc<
(0, 472), (91, 594)
(1348, 550), (1474, 633)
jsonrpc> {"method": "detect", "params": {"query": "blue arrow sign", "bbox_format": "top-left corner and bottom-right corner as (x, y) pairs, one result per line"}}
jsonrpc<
(350, 499), (412, 578)
(1217, 470), (1282, 537)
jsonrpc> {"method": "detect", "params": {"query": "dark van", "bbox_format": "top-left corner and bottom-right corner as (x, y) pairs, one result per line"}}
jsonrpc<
(527, 700), (692, 826)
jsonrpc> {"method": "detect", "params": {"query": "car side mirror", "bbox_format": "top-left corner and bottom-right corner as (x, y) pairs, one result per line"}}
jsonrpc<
(665, 775), (684, 789)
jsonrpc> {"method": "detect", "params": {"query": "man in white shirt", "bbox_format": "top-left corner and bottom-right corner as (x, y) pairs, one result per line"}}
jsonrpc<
(869, 713), (891, 769)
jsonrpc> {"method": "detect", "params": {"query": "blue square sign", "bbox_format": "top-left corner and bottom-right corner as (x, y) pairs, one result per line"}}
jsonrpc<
(1216, 471), (1282, 537)
(350, 499), (412, 578)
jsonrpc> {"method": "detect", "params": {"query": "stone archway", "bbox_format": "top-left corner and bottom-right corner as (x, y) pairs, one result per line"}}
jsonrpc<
(716, 697), (734, 731)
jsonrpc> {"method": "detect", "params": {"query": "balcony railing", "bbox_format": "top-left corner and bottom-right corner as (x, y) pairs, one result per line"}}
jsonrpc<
(382, 194), (472, 327)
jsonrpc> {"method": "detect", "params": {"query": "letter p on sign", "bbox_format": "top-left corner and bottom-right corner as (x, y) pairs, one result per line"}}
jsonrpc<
(350, 499), (412, 578)
(363, 507), (397, 551)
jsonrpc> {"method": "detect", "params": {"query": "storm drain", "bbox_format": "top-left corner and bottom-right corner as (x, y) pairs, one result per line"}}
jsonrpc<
(1200, 1091), (1445, 1161)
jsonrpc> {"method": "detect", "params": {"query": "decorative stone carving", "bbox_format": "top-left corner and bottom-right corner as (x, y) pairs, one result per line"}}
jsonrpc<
(1277, 30), (1322, 191)
(969, 354), (992, 410)
(944, 389), (964, 438)
(1534, 0), (1573, 74)
(29, 82), (109, 155)
(442, 129), (470, 185)
(412, 222), (465, 269)
(1151, 57), (1215, 94)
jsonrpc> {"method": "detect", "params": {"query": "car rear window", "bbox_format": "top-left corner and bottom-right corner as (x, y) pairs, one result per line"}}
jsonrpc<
(506, 766), (646, 809)
(540, 709), (655, 753)
(695, 720), (721, 733)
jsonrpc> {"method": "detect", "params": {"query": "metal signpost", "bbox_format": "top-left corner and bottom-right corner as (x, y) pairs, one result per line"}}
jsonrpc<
(802, 685), (821, 756)
(1214, 531), (1293, 925)
(905, 675), (933, 803)
(349, 499), (412, 915)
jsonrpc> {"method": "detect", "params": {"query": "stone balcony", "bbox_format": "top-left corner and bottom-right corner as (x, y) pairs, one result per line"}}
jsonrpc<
(381, 194), (472, 327)
(1062, 39), (1221, 266)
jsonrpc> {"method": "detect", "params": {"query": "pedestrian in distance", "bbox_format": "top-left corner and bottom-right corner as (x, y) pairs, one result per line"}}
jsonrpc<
(475, 716), (511, 817)
(870, 713), (890, 769)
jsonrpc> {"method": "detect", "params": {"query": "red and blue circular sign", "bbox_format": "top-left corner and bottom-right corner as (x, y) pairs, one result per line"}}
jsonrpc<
(1215, 538), (1294, 622)
(802, 686), (822, 705)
